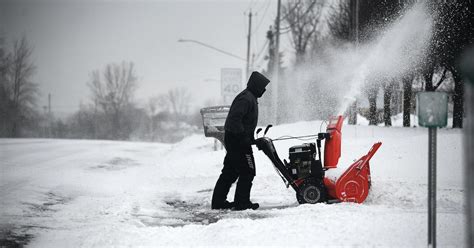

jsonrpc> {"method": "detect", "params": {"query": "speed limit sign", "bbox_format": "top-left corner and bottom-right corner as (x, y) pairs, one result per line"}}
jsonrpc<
(221, 68), (242, 104)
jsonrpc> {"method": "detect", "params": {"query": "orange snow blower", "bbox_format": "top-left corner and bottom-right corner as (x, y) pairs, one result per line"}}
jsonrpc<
(255, 115), (382, 204)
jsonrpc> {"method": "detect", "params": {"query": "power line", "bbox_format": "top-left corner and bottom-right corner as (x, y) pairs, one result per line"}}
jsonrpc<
(253, 41), (269, 71)
(253, 0), (272, 34)
(255, 39), (269, 63)
(178, 39), (246, 61)
(250, 0), (271, 68)
(252, 11), (259, 57)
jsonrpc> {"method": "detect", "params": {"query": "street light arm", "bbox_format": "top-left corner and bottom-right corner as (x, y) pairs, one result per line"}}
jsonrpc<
(178, 39), (246, 61)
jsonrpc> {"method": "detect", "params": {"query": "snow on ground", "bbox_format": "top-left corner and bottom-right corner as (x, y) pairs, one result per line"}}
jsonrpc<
(0, 120), (466, 247)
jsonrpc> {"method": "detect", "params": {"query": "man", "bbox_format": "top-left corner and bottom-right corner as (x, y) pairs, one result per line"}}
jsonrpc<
(211, 71), (270, 211)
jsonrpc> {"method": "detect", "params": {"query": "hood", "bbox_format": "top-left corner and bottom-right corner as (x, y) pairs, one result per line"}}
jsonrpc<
(247, 71), (270, 98)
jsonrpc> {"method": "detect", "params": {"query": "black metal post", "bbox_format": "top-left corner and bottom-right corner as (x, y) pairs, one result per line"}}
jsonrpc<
(460, 47), (474, 248)
(428, 127), (437, 248)
(465, 74), (474, 248)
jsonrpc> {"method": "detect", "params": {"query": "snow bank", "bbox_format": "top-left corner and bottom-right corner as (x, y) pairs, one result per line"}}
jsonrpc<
(0, 120), (466, 247)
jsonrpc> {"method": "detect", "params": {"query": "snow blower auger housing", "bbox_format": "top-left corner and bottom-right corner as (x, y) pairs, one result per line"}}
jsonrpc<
(255, 116), (382, 204)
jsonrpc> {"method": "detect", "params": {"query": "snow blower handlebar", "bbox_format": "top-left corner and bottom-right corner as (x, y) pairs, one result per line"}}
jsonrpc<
(264, 125), (273, 136)
(255, 137), (300, 191)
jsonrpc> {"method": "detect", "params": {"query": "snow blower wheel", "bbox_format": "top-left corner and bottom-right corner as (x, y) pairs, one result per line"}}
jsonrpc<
(297, 179), (326, 204)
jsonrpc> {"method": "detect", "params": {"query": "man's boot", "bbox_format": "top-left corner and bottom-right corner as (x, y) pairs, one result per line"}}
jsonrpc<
(212, 200), (234, 210)
(233, 175), (259, 210)
(211, 171), (238, 209)
(233, 202), (259, 210)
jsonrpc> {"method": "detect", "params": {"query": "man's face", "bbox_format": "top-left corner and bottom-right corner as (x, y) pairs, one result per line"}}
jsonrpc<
(259, 88), (266, 97)
(256, 88), (266, 98)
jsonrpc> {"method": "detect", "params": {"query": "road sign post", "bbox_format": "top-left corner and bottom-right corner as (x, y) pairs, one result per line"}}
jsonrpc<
(221, 68), (242, 105)
(416, 92), (448, 248)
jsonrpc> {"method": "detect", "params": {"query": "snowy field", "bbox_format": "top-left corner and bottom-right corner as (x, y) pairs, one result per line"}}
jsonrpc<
(0, 120), (466, 247)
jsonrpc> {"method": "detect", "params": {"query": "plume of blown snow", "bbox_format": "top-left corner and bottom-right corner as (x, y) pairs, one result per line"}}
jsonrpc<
(336, 1), (433, 115)
(277, 2), (433, 122)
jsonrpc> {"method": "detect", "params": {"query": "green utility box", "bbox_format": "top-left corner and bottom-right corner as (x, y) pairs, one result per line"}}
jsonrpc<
(416, 92), (448, 128)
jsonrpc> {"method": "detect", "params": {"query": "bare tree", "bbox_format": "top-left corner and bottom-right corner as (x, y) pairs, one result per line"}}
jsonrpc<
(0, 36), (7, 77)
(383, 79), (395, 126)
(147, 96), (159, 118)
(326, 0), (351, 42)
(2, 37), (38, 137)
(421, 64), (448, 92)
(88, 61), (138, 139)
(425, 1), (474, 128)
(147, 95), (169, 141)
(402, 74), (413, 127)
(0, 36), (10, 136)
(365, 84), (379, 125)
(143, 88), (194, 142)
(148, 94), (169, 116)
(167, 87), (192, 121)
(282, 0), (324, 65)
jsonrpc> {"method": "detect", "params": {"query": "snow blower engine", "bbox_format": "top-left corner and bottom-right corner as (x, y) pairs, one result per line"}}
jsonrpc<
(255, 116), (382, 204)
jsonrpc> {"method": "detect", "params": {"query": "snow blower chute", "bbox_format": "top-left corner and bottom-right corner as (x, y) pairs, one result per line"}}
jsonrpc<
(254, 116), (382, 204)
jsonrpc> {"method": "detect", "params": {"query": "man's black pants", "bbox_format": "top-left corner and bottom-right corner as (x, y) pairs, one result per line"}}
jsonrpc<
(212, 150), (256, 207)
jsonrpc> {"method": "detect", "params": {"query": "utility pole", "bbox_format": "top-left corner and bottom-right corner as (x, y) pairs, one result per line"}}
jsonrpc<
(272, 0), (281, 124)
(460, 48), (474, 248)
(47, 93), (51, 137)
(246, 10), (253, 79)
(48, 93), (51, 115)
(348, 0), (359, 125)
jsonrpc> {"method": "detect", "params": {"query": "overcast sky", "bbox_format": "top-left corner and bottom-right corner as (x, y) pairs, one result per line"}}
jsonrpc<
(1, 0), (281, 115)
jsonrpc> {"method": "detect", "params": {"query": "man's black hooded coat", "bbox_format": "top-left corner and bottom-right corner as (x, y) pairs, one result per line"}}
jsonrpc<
(224, 71), (269, 152)
(211, 71), (269, 209)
